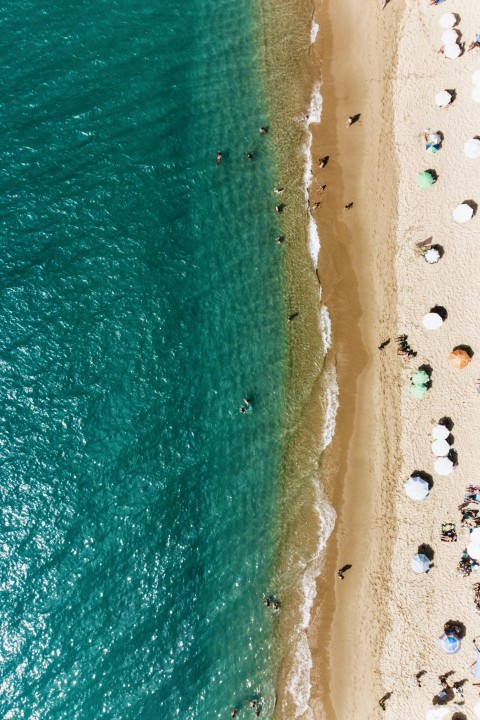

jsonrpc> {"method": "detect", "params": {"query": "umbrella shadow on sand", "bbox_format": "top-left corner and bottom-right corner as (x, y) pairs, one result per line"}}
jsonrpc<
(452, 714), (467, 720)
(412, 470), (434, 491)
(419, 364), (433, 389)
(453, 344), (474, 359)
(431, 305), (448, 321)
(445, 620), (466, 640)
(418, 544), (434, 563)
(461, 200), (478, 217)
(439, 416), (454, 432)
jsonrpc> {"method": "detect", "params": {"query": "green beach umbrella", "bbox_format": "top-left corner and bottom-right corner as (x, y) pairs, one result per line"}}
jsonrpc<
(412, 369), (429, 385)
(411, 384), (428, 399)
(416, 171), (435, 188)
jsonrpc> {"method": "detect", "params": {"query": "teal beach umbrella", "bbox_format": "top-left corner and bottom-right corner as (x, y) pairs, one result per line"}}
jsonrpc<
(412, 369), (429, 386)
(411, 384), (428, 399)
(416, 171), (435, 188)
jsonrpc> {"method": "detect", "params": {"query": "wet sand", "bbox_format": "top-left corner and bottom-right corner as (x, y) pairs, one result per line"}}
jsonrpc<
(305, 0), (403, 717)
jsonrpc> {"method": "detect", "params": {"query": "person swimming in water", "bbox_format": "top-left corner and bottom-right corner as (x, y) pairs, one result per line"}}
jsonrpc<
(216, 152), (223, 166)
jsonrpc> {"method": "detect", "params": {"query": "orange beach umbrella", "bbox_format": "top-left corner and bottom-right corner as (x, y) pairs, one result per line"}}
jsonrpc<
(448, 349), (471, 369)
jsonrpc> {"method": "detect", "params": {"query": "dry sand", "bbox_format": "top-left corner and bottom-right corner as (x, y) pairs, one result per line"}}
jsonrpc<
(303, 0), (480, 718)
(382, 1), (480, 718)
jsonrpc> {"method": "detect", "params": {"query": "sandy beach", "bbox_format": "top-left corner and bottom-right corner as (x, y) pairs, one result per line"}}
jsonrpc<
(303, 0), (480, 718)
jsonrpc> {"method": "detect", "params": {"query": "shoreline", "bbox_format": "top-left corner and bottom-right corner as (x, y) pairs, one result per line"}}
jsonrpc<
(305, 0), (403, 716)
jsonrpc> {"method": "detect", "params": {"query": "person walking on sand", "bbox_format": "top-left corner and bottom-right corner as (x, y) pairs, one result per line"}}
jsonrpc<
(318, 156), (329, 169)
(337, 569), (345, 580)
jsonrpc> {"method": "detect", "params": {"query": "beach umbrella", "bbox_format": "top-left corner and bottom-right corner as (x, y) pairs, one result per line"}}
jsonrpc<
(449, 348), (471, 369)
(432, 424), (449, 440)
(411, 553), (430, 573)
(427, 132), (441, 146)
(441, 29), (457, 45)
(438, 13), (456, 29)
(471, 528), (480, 545)
(426, 706), (452, 720)
(434, 456), (454, 476)
(453, 203), (474, 223)
(422, 312), (443, 330)
(434, 90), (451, 108)
(405, 475), (429, 501)
(416, 171), (435, 188)
(431, 439), (450, 456)
(467, 543), (480, 560)
(412, 369), (429, 385)
(444, 43), (461, 59)
(424, 247), (440, 264)
(411, 383), (428, 399)
(472, 86), (480, 103)
(475, 700), (480, 718)
(464, 138), (480, 159)
(438, 632), (461, 654)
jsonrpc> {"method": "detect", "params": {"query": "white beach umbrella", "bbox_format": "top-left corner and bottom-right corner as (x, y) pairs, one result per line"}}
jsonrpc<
(453, 203), (474, 223)
(475, 699), (480, 718)
(473, 69), (480, 85)
(405, 475), (429, 501)
(464, 138), (480, 159)
(432, 424), (449, 441)
(467, 543), (480, 560)
(426, 706), (452, 720)
(411, 553), (430, 573)
(472, 85), (480, 103)
(431, 439), (450, 456)
(471, 528), (480, 545)
(434, 456), (454, 476)
(427, 132), (442, 147)
(439, 13), (456, 29)
(424, 248), (440, 264)
(422, 312), (443, 330)
(444, 43), (461, 59)
(434, 90), (452, 108)
(441, 29), (458, 45)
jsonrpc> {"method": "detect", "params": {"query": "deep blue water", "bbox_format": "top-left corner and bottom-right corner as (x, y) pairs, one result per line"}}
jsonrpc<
(0, 1), (287, 718)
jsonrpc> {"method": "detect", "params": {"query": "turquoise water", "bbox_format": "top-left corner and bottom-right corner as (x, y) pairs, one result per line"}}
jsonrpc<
(0, 2), (288, 718)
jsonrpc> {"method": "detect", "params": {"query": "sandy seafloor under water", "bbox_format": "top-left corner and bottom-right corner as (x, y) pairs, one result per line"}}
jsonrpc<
(0, 1), (336, 718)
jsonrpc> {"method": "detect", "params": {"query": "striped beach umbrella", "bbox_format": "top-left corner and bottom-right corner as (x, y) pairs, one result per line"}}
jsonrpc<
(437, 632), (461, 654)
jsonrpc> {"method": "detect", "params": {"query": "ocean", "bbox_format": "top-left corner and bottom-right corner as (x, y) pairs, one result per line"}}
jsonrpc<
(0, 1), (338, 719)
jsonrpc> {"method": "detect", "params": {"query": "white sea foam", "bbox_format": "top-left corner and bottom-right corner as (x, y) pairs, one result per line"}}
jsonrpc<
(310, 21), (319, 45)
(307, 214), (320, 268)
(319, 303), (332, 352)
(286, 476), (337, 718)
(303, 83), (323, 268)
(308, 82), (323, 125)
(320, 364), (339, 452)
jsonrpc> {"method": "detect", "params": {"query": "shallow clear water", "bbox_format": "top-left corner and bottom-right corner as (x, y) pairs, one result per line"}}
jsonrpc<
(0, 2), (287, 718)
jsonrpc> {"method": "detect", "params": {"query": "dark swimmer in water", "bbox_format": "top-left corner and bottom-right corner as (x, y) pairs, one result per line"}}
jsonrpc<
(216, 152), (223, 166)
